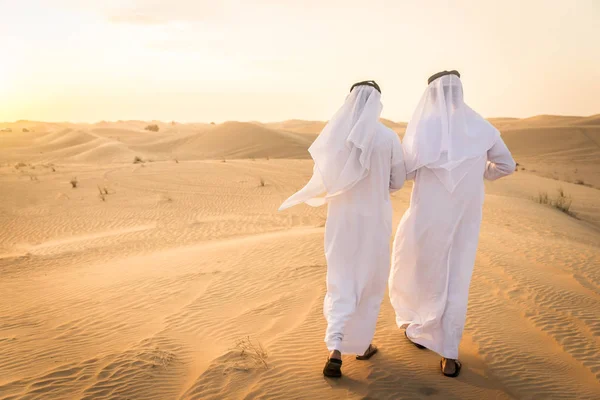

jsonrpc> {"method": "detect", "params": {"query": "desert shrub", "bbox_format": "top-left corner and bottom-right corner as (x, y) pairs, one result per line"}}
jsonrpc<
(575, 179), (585, 185)
(232, 336), (268, 369)
(97, 186), (106, 201)
(535, 189), (572, 215)
(259, 177), (265, 187)
(22, 128), (30, 132)
(554, 188), (572, 213)
(70, 177), (78, 188)
(536, 191), (549, 205)
(145, 124), (159, 132)
(133, 156), (144, 164)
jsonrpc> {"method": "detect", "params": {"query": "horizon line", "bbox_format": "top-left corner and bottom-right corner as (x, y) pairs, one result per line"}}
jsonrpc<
(2, 113), (599, 126)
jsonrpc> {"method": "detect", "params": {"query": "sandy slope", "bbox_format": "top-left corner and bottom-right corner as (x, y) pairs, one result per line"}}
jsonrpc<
(0, 121), (312, 165)
(265, 115), (600, 188)
(0, 119), (599, 399)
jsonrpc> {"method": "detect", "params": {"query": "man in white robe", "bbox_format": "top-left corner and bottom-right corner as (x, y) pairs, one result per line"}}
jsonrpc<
(388, 71), (516, 377)
(279, 81), (406, 378)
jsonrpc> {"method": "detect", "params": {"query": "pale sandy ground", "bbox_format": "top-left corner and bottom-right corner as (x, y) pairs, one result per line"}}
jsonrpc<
(0, 116), (599, 399)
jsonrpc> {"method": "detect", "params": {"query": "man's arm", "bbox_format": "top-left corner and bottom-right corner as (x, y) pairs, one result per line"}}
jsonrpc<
(484, 137), (516, 181)
(390, 135), (407, 191)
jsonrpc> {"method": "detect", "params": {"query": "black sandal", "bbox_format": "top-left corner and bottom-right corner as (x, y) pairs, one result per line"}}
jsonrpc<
(323, 358), (342, 378)
(441, 358), (462, 378)
(405, 331), (426, 349)
(356, 344), (378, 360)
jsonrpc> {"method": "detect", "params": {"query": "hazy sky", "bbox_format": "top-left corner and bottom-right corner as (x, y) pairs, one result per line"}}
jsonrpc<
(1, 0), (599, 123)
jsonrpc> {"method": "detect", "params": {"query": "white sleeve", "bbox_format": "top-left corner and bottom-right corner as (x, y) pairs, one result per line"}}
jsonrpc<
(390, 135), (407, 192)
(484, 137), (516, 181)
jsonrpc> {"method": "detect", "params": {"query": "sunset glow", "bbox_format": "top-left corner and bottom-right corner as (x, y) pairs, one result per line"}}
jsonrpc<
(1, 0), (599, 123)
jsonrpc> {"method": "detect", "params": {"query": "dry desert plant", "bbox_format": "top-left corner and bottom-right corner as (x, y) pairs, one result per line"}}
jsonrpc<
(160, 193), (173, 203)
(259, 177), (265, 187)
(144, 124), (159, 132)
(70, 177), (78, 188)
(535, 188), (573, 215)
(536, 191), (550, 205)
(554, 188), (572, 214)
(150, 349), (174, 368)
(97, 186), (106, 201)
(232, 336), (268, 369)
(133, 156), (144, 164)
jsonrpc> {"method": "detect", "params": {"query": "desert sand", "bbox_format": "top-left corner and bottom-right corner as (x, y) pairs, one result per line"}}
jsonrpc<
(1, 116), (599, 399)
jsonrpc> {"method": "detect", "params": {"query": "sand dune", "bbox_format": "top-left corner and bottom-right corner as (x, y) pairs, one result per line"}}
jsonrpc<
(265, 118), (408, 136)
(381, 118), (408, 135)
(573, 114), (600, 126)
(1, 117), (599, 399)
(170, 122), (313, 160)
(1, 121), (313, 164)
(488, 114), (600, 130)
(265, 119), (327, 135)
(501, 126), (600, 188)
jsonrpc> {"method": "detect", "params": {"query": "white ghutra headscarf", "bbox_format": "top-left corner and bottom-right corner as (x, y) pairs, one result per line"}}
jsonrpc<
(403, 72), (500, 192)
(279, 83), (383, 210)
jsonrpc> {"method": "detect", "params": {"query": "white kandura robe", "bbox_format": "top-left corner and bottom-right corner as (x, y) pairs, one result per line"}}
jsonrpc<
(324, 123), (406, 354)
(389, 137), (515, 359)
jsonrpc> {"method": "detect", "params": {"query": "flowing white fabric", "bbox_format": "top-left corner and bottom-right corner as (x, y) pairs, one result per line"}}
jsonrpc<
(279, 86), (406, 354)
(402, 74), (500, 192)
(278, 85), (383, 210)
(389, 76), (516, 359)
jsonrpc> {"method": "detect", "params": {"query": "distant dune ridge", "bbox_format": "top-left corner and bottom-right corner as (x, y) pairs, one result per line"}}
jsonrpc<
(1, 114), (599, 190)
(0, 114), (599, 399)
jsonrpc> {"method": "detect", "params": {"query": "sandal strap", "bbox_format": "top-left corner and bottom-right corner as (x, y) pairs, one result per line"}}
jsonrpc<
(441, 358), (461, 377)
